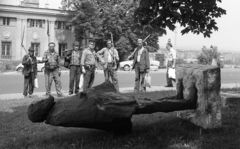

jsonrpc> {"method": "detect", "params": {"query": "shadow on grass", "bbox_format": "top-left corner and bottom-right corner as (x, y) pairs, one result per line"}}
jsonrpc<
(0, 91), (240, 149)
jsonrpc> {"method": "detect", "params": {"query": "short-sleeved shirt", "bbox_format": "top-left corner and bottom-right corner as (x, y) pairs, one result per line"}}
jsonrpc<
(167, 48), (177, 61)
(43, 50), (60, 69)
(81, 48), (96, 66)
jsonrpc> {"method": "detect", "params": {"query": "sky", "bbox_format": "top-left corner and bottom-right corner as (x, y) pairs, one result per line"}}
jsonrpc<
(40, 0), (240, 52)
(159, 0), (240, 52)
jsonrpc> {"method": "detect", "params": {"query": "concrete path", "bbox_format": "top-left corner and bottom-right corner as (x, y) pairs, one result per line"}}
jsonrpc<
(0, 83), (239, 100)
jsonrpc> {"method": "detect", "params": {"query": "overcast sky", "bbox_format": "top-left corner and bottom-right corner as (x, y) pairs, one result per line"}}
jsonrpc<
(41, 0), (240, 52)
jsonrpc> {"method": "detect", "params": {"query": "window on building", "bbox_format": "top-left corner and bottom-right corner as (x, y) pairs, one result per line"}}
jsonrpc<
(55, 21), (71, 30)
(27, 19), (45, 28)
(1, 42), (11, 59)
(59, 43), (67, 57)
(31, 43), (40, 56)
(0, 17), (16, 26)
(3, 17), (10, 25)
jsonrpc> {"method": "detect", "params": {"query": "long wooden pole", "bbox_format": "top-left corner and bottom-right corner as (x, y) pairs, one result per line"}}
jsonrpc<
(21, 25), (27, 54)
(128, 34), (151, 59)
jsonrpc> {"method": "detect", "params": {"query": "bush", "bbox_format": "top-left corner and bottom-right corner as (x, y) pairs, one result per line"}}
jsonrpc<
(0, 60), (21, 72)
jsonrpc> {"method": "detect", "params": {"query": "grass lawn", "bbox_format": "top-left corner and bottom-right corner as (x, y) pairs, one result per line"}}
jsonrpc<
(0, 91), (240, 149)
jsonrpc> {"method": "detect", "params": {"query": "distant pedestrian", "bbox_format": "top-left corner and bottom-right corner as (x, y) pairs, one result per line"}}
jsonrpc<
(97, 40), (119, 92)
(22, 47), (38, 98)
(81, 39), (98, 91)
(65, 41), (82, 95)
(42, 42), (64, 97)
(128, 39), (150, 92)
(165, 42), (176, 87)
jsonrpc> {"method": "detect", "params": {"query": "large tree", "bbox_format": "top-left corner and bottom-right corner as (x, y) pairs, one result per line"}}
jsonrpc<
(61, 0), (101, 44)
(61, 0), (161, 58)
(197, 46), (220, 65)
(134, 0), (226, 37)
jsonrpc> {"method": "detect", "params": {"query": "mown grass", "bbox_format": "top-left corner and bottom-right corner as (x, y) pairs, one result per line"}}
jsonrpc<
(0, 90), (240, 149)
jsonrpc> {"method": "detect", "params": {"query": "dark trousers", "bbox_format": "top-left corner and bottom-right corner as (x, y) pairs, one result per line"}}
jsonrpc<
(104, 63), (119, 92)
(23, 72), (35, 96)
(44, 68), (63, 96)
(69, 65), (81, 94)
(134, 63), (146, 91)
(166, 61), (175, 86)
(83, 66), (95, 91)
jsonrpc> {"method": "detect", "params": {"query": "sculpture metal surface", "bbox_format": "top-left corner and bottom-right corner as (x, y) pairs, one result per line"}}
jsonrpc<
(28, 64), (221, 132)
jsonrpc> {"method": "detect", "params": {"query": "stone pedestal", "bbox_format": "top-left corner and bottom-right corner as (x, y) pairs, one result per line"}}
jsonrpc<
(176, 64), (222, 129)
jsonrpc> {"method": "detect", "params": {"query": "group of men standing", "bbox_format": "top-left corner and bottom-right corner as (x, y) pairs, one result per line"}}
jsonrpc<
(21, 38), (176, 98)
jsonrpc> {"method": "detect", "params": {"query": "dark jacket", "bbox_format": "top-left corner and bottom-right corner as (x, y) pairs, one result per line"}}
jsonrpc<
(131, 47), (150, 72)
(22, 54), (37, 76)
(65, 49), (82, 70)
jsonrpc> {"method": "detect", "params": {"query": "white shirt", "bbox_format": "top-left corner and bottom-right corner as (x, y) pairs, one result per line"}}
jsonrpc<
(108, 48), (113, 62)
(137, 47), (144, 62)
(167, 47), (176, 61)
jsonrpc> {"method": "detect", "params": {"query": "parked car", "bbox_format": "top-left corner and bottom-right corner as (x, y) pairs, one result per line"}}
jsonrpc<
(119, 58), (160, 71)
(16, 57), (45, 72)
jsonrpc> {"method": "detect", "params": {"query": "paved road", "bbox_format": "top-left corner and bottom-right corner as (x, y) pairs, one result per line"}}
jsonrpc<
(0, 68), (240, 94)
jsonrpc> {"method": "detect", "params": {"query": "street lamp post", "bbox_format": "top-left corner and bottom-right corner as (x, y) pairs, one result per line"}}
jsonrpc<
(174, 26), (179, 50)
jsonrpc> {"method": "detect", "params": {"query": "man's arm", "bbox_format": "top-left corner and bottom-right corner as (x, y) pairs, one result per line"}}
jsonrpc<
(97, 48), (105, 55)
(81, 50), (87, 73)
(57, 54), (61, 70)
(22, 55), (30, 65)
(172, 49), (177, 68)
(65, 50), (72, 60)
(114, 48), (119, 61)
(34, 57), (38, 76)
(42, 51), (48, 62)
(145, 49), (150, 71)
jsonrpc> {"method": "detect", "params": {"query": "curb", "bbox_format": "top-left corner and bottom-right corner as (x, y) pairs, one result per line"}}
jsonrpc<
(0, 69), (167, 75)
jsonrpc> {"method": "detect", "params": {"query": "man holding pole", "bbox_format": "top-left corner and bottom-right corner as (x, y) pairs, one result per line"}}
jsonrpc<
(128, 39), (150, 92)
(97, 40), (119, 92)
(22, 47), (38, 98)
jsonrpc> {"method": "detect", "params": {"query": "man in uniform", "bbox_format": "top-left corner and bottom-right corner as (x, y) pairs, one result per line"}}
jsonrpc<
(42, 42), (64, 97)
(165, 42), (176, 87)
(65, 41), (82, 95)
(97, 40), (119, 92)
(128, 39), (150, 92)
(81, 39), (98, 91)
(22, 47), (38, 98)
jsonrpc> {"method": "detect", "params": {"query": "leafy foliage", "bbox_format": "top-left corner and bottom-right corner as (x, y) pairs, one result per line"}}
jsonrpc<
(61, 0), (160, 57)
(61, 0), (101, 43)
(197, 46), (220, 65)
(134, 0), (226, 37)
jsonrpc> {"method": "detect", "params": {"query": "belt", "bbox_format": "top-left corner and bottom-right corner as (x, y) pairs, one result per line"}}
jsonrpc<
(84, 65), (96, 70)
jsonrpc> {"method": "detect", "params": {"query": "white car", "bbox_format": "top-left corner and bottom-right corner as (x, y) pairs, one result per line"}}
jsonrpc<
(119, 58), (160, 71)
(16, 57), (45, 72)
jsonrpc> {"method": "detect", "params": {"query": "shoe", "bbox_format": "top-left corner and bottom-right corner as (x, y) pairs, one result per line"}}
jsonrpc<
(45, 93), (51, 98)
(165, 85), (173, 87)
(69, 92), (73, 95)
(23, 95), (28, 98)
(58, 94), (64, 97)
(28, 94), (33, 98)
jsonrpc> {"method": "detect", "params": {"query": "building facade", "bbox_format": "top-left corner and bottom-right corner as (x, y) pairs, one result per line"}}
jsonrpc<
(0, 3), (76, 60)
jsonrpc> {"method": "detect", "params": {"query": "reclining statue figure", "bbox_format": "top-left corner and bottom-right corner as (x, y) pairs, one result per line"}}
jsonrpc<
(28, 80), (197, 133)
